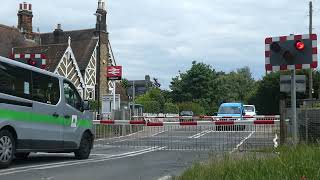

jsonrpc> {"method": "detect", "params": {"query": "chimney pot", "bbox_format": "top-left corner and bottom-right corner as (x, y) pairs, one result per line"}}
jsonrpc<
(57, 24), (62, 30)
(23, 2), (27, 10)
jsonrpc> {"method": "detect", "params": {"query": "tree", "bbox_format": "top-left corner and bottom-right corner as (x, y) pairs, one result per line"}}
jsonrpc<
(170, 61), (218, 103)
(248, 72), (280, 115)
(212, 67), (255, 106)
(164, 103), (179, 114)
(177, 102), (206, 115)
(135, 88), (165, 113)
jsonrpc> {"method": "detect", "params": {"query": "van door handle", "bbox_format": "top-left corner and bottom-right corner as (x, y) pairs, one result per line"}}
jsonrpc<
(52, 113), (59, 118)
(64, 115), (71, 119)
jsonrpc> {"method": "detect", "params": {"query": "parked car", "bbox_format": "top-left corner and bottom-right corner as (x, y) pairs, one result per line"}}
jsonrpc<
(243, 105), (256, 116)
(179, 111), (194, 122)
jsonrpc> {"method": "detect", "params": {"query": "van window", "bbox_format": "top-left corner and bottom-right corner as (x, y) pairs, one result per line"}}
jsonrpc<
(64, 81), (83, 111)
(218, 106), (241, 114)
(0, 61), (31, 99)
(32, 72), (60, 105)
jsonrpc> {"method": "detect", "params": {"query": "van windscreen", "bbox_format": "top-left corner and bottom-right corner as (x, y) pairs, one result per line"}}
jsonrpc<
(218, 106), (241, 114)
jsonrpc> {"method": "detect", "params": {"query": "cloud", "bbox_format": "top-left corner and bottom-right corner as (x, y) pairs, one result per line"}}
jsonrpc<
(0, 0), (315, 89)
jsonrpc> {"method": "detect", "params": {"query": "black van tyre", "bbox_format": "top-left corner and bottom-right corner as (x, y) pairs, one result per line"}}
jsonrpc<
(15, 152), (30, 160)
(74, 132), (92, 160)
(0, 130), (15, 169)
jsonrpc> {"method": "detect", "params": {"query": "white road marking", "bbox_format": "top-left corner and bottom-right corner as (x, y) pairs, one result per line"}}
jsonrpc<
(158, 175), (172, 180)
(193, 130), (212, 139)
(188, 130), (211, 139)
(230, 131), (255, 154)
(151, 130), (166, 137)
(0, 147), (164, 176)
(94, 130), (143, 142)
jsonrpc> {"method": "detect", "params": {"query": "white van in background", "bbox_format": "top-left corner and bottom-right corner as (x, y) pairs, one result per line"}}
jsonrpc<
(243, 105), (256, 116)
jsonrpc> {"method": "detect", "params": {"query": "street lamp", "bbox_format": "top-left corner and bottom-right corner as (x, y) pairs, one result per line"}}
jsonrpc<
(94, 12), (102, 118)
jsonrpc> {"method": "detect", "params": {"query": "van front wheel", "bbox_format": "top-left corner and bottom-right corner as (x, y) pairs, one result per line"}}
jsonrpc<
(74, 133), (92, 160)
(0, 130), (15, 169)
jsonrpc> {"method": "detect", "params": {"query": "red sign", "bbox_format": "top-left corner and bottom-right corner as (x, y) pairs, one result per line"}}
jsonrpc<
(106, 66), (122, 80)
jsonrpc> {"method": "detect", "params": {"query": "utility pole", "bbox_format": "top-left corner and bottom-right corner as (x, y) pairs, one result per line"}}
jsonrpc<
(309, 1), (313, 99)
(132, 81), (135, 117)
(291, 69), (298, 144)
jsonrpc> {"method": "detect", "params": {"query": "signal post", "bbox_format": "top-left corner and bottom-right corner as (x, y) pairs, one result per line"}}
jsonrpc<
(265, 34), (318, 144)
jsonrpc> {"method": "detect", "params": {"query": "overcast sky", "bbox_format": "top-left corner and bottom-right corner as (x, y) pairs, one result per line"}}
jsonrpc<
(0, 0), (317, 89)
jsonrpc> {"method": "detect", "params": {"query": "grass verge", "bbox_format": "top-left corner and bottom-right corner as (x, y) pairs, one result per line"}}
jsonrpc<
(175, 145), (320, 180)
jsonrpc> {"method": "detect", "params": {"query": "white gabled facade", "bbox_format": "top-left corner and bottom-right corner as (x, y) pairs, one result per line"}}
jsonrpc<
(54, 37), (85, 98)
(84, 40), (98, 100)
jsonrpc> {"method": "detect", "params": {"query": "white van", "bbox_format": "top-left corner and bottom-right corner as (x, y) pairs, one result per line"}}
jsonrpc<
(243, 105), (256, 116)
(0, 56), (94, 168)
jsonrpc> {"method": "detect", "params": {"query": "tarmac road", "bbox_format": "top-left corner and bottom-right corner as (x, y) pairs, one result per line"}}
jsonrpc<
(0, 126), (276, 180)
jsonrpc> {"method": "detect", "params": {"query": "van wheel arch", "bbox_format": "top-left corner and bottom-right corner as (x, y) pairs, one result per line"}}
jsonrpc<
(0, 126), (17, 144)
(74, 130), (93, 159)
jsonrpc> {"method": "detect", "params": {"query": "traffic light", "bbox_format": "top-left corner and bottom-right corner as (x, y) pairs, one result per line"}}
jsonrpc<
(265, 34), (318, 71)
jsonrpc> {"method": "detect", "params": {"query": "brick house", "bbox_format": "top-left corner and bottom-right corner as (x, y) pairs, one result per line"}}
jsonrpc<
(0, 0), (117, 101)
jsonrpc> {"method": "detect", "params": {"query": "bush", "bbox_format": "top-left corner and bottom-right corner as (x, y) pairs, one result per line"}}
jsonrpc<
(164, 103), (179, 114)
(139, 100), (161, 114)
(177, 102), (206, 115)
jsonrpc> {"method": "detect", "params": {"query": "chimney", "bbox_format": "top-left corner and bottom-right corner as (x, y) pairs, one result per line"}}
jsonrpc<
(95, 0), (107, 32)
(17, 2), (33, 38)
(53, 24), (64, 44)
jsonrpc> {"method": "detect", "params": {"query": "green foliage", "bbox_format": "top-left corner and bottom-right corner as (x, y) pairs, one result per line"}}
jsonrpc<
(170, 61), (218, 103)
(170, 62), (256, 114)
(89, 100), (100, 111)
(135, 88), (164, 113)
(176, 145), (320, 180)
(121, 78), (129, 89)
(177, 102), (206, 115)
(139, 100), (161, 114)
(248, 72), (280, 115)
(164, 103), (179, 114)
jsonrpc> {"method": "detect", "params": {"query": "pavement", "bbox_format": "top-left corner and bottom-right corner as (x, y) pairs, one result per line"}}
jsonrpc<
(0, 126), (276, 180)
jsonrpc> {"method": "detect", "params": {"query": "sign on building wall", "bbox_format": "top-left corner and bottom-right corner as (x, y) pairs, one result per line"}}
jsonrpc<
(106, 66), (122, 80)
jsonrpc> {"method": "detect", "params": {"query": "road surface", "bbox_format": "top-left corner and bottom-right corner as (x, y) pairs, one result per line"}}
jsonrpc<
(0, 126), (275, 180)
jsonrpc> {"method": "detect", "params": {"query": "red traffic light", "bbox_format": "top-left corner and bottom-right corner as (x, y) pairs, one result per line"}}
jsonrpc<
(295, 40), (305, 51)
(27, 59), (36, 66)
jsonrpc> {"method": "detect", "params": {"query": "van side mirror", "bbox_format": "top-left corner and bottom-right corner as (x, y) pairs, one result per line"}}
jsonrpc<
(83, 100), (90, 111)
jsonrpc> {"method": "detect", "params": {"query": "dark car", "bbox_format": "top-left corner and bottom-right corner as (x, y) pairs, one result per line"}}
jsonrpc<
(179, 111), (194, 122)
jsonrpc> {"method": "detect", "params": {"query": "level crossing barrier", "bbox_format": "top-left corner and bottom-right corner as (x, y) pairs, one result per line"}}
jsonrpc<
(93, 116), (280, 152)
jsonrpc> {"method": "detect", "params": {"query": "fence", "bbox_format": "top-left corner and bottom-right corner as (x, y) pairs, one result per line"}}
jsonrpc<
(93, 117), (280, 152)
(284, 108), (320, 143)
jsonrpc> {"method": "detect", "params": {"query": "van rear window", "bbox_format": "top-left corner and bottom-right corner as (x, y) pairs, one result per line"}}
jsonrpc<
(0, 61), (32, 99)
(0, 61), (60, 105)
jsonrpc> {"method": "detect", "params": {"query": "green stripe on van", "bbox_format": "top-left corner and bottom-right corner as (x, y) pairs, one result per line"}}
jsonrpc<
(0, 109), (92, 128)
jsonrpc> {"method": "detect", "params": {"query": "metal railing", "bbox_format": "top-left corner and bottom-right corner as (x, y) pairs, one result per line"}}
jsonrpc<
(93, 118), (280, 152)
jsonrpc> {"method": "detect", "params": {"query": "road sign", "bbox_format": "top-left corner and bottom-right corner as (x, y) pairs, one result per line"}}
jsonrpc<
(106, 66), (122, 80)
(11, 53), (47, 69)
(280, 75), (306, 93)
(265, 34), (317, 71)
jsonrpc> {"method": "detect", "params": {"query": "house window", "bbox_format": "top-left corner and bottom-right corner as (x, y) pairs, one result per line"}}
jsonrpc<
(89, 91), (93, 99)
